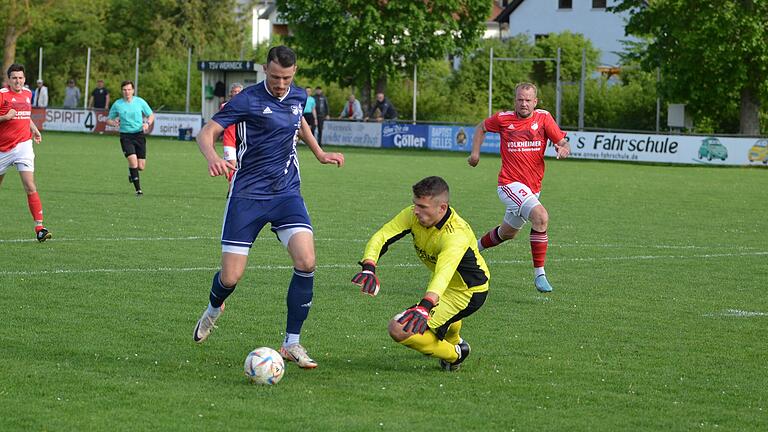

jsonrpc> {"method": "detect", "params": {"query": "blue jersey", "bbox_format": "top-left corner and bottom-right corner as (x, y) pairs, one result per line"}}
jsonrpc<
(212, 81), (307, 199)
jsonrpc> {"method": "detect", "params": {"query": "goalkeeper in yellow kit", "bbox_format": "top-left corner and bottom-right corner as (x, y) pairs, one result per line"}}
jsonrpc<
(351, 176), (490, 371)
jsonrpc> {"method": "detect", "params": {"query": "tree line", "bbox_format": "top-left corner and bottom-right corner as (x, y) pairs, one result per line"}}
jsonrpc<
(4, 0), (766, 135)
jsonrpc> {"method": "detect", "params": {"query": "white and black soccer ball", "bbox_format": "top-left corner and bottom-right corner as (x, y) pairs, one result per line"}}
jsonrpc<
(244, 347), (285, 385)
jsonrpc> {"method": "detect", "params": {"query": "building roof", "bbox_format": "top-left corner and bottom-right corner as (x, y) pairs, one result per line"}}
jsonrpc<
(493, 0), (525, 23)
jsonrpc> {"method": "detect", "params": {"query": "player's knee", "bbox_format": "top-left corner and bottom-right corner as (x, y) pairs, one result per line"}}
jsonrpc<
(219, 268), (243, 287)
(530, 206), (549, 230)
(293, 255), (315, 273)
(387, 319), (409, 342)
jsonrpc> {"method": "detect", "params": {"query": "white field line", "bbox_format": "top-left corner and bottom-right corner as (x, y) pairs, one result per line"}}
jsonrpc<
(1, 251), (766, 277)
(0, 235), (761, 250)
(704, 309), (768, 318)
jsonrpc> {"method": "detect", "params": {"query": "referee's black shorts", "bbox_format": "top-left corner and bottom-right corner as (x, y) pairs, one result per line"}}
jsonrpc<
(120, 132), (147, 159)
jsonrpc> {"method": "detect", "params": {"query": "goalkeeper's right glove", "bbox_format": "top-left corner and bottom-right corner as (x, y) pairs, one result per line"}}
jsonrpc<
(351, 261), (380, 296)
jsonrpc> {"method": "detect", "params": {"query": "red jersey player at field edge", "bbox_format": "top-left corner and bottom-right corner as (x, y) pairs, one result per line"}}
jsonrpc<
(0, 63), (51, 242)
(219, 82), (243, 183)
(468, 82), (570, 293)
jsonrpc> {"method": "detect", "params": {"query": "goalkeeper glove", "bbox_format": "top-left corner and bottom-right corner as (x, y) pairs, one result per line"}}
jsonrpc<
(351, 262), (380, 296)
(398, 298), (434, 334)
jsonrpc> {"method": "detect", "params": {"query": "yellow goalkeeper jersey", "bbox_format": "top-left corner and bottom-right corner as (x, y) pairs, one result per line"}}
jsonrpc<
(362, 206), (490, 297)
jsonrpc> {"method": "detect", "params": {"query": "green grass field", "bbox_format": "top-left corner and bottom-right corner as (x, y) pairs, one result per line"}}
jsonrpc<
(2, 132), (767, 431)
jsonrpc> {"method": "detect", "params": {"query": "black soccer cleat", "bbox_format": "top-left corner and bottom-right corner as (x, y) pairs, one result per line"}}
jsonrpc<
(136, 189), (143, 197)
(36, 227), (52, 243)
(440, 340), (471, 372)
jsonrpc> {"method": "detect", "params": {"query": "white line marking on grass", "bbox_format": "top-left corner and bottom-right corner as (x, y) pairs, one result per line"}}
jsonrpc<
(0, 236), (758, 250)
(2, 251), (766, 277)
(705, 309), (768, 317)
(0, 236), (367, 244)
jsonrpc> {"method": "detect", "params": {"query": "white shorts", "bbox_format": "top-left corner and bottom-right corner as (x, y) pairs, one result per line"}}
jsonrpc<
(497, 182), (541, 229)
(0, 139), (35, 175)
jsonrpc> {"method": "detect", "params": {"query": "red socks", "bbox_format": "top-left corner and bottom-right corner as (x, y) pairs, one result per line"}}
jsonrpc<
(479, 225), (503, 250)
(530, 229), (548, 268)
(27, 192), (44, 224)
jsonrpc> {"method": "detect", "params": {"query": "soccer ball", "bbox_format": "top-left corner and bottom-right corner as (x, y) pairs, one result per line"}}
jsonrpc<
(244, 347), (285, 385)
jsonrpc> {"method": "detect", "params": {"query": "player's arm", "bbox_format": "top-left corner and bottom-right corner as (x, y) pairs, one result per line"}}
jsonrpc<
(105, 105), (119, 127)
(30, 119), (42, 144)
(0, 101), (17, 122)
(468, 121), (486, 167)
(352, 207), (414, 296)
(543, 114), (570, 159)
(553, 137), (570, 159)
(197, 120), (235, 177)
(298, 116), (344, 167)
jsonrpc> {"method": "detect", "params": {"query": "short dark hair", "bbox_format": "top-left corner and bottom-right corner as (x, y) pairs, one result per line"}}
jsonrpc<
(7, 64), (25, 78)
(266, 46), (297, 68)
(412, 176), (450, 199)
(121, 80), (134, 90)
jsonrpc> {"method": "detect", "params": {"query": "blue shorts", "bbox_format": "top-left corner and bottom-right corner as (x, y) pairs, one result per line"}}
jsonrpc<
(221, 194), (312, 255)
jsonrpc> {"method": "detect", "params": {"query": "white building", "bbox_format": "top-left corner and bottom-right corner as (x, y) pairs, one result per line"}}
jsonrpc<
(494, 0), (637, 68)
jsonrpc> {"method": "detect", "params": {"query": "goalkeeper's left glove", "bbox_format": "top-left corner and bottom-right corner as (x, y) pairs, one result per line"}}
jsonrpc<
(397, 298), (434, 334)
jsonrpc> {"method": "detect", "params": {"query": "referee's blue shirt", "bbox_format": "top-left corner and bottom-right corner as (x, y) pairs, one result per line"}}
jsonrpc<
(211, 81), (308, 200)
(108, 97), (153, 133)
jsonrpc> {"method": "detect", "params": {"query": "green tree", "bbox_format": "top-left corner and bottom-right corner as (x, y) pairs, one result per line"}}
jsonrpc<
(1, 0), (55, 76)
(532, 31), (600, 83)
(615, 0), (768, 134)
(276, 0), (489, 112)
(13, 0), (246, 111)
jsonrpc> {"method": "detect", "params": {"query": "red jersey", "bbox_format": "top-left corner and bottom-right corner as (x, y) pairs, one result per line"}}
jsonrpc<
(219, 100), (236, 152)
(484, 109), (566, 193)
(0, 86), (33, 152)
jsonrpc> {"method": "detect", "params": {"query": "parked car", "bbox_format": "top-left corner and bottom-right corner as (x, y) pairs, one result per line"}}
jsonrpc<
(747, 139), (768, 164)
(698, 137), (728, 161)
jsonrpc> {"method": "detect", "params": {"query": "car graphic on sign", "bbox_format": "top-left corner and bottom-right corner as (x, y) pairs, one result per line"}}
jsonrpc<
(698, 137), (728, 161)
(747, 139), (768, 164)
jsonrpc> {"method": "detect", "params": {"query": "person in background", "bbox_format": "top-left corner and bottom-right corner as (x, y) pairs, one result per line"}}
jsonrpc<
(339, 94), (363, 121)
(302, 86), (317, 138)
(32, 79), (48, 108)
(89, 79), (110, 110)
(105, 80), (154, 196)
(63, 79), (81, 108)
(220, 82), (243, 182)
(365, 92), (397, 122)
(313, 86), (329, 146)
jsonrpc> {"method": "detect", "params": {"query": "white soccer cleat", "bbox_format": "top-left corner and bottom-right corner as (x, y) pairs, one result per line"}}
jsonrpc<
(279, 343), (318, 369)
(193, 303), (224, 343)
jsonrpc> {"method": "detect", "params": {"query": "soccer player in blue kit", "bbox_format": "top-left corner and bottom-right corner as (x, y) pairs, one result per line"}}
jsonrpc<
(193, 46), (345, 369)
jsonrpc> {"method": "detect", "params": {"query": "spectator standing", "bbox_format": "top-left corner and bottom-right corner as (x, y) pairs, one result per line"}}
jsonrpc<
(32, 79), (48, 108)
(339, 94), (363, 120)
(302, 86), (317, 138)
(365, 92), (397, 121)
(313, 86), (329, 146)
(0, 64), (51, 242)
(63, 79), (81, 108)
(89, 79), (110, 110)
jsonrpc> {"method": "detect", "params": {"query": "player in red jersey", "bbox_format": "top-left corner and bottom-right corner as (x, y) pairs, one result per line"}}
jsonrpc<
(220, 83), (243, 182)
(0, 64), (50, 242)
(468, 82), (570, 293)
